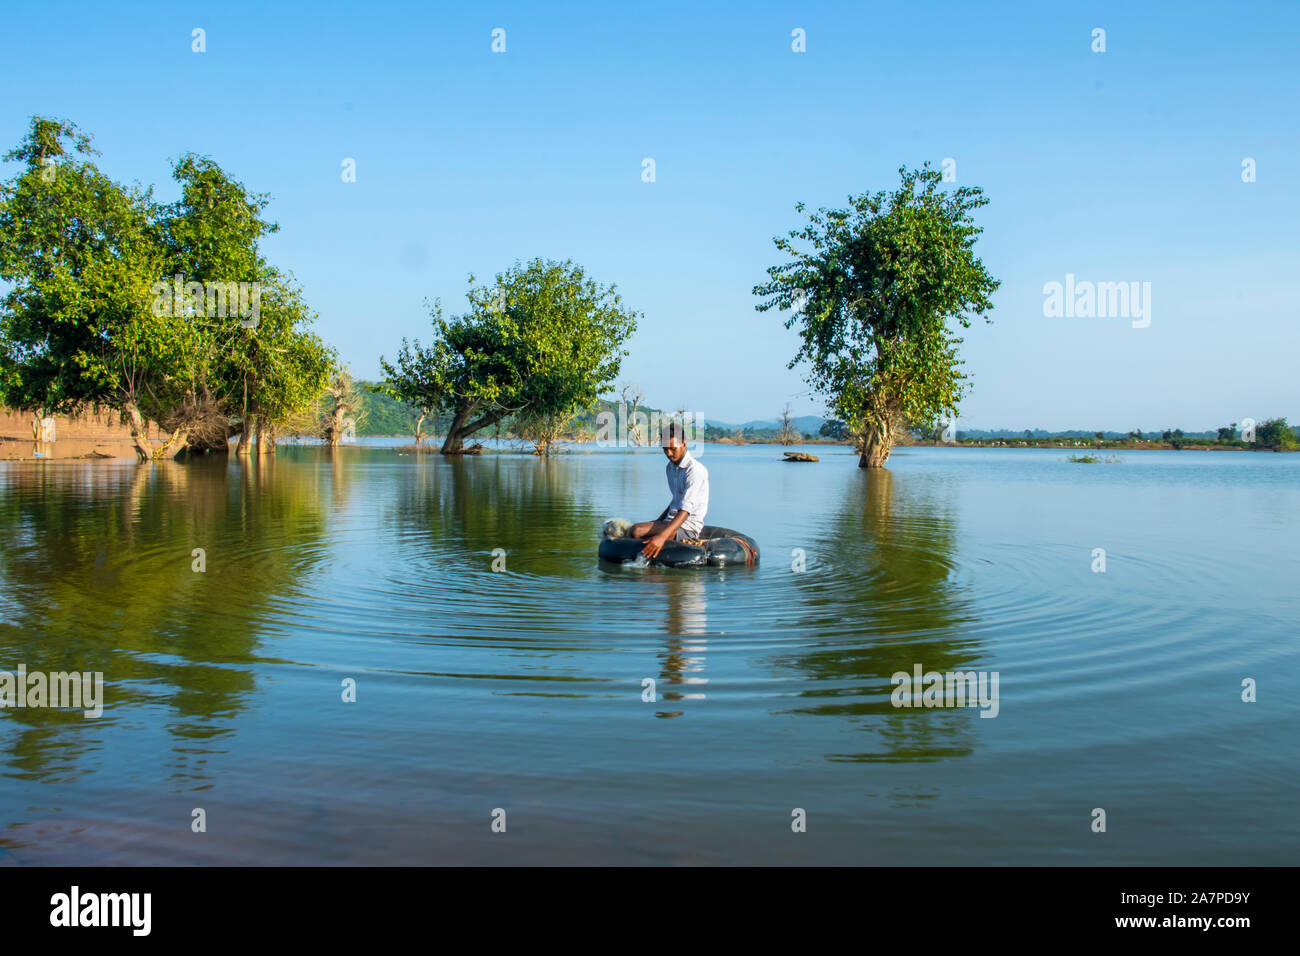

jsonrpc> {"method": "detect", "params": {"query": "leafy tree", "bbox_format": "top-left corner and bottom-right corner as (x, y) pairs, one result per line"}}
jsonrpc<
(232, 272), (335, 454)
(512, 405), (583, 456)
(0, 117), (333, 460)
(1217, 424), (1237, 443)
(754, 164), (998, 467)
(819, 418), (848, 440)
(153, 154), (334, 455)
(380, 259), (639, 454)
(0, 117), (172, 459)
(1255, 417), (1295, 450)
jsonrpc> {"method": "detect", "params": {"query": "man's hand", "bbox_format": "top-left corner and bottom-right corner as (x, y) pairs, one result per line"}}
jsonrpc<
(641, 533), (669, 559)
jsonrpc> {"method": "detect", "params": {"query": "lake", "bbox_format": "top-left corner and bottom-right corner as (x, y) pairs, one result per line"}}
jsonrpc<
(0, 442), (1296, 864)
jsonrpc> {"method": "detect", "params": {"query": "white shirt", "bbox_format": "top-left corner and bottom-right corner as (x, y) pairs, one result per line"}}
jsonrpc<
(666, 451), (708, 532)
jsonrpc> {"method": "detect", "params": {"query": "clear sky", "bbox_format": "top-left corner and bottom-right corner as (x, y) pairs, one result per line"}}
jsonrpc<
(2, 0), (1296, 430)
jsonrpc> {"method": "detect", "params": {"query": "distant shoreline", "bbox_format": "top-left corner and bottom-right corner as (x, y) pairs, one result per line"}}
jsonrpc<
(3, 433), (1294, 463)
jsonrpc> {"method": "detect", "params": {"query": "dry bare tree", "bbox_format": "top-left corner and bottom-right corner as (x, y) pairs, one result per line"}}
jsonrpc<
(777, 403), (800, 445)
(321, 371), (362, 447)
(620, 383), (645, 445)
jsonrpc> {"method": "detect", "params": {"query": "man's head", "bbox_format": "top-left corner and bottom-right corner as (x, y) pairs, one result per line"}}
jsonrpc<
(660, 420), (687, 464)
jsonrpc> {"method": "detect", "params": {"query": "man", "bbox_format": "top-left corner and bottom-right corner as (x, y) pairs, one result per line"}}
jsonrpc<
(630, 421), (709, 559)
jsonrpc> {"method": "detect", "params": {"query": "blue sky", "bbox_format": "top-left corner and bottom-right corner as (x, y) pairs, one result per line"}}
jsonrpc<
(2, 0), (1296, 430)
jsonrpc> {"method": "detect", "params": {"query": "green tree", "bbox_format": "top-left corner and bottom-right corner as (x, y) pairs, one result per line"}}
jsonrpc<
(154, 154), (334, 455)
(0, 117), (173, 459)
(819, 418), (848, 441)
(512, 405), (584, 456)
(754, 164), (998, 467)
(1255, 417), (1295, 450)
(381, 259), (639, 455)
(233, 272), (335, 454)
(0, 118), (334, 460)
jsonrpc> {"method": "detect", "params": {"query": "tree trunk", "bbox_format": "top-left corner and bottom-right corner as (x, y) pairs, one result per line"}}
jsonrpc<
(440, 406), (472, 454)
(447, 408), (507, 453)
(155, 429), (190, 460)
(238, 377), (250, 457)
(413, 411), (426, 446)
(123, 402), (154, 462)
(327, 406), (346, 448)
(859, 420), (893, 468)
(259, 419), (276, 455)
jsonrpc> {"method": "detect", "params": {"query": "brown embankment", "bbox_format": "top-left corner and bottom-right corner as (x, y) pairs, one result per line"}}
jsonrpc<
(0, 407), (165, 461)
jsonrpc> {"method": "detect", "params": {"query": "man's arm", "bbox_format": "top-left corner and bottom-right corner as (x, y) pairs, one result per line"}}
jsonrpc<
(642, 509), (689, 558)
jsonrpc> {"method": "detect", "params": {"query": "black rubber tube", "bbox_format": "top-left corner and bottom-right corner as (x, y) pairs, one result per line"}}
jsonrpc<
(598, 525), (760, 568)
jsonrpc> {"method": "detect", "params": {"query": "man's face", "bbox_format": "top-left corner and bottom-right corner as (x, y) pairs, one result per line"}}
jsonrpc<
(662, 438), (686, 464)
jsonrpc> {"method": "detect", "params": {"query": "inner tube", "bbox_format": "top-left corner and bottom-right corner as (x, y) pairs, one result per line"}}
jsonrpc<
(598, 525), (760, 568)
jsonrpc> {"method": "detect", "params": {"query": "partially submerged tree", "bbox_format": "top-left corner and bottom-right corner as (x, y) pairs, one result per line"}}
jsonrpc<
(0, 117), (333, 461)
(754, 164), (998, 467)
(620, 383), (645, 445)
(512, 406), (578, 456)
(776, 403), (800, 445)
(320, 370), (361, 447)
(379, 259), (639, 455)
(0, 118), (192, 460)
(232, 274), (335, 456)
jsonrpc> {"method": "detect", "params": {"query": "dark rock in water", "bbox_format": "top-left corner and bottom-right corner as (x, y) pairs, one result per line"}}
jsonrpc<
(783, 452), (819, 462)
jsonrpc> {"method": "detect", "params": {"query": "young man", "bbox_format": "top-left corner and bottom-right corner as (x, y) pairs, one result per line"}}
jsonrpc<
(630, 421), (709, 558)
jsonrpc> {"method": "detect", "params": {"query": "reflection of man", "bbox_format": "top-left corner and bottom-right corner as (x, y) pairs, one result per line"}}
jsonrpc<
(658, 575), (708, 717)
(629, 422), (709, 559)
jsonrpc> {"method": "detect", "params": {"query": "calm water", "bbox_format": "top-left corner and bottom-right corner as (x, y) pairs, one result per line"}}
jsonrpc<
(0, 443), (1296, 865)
